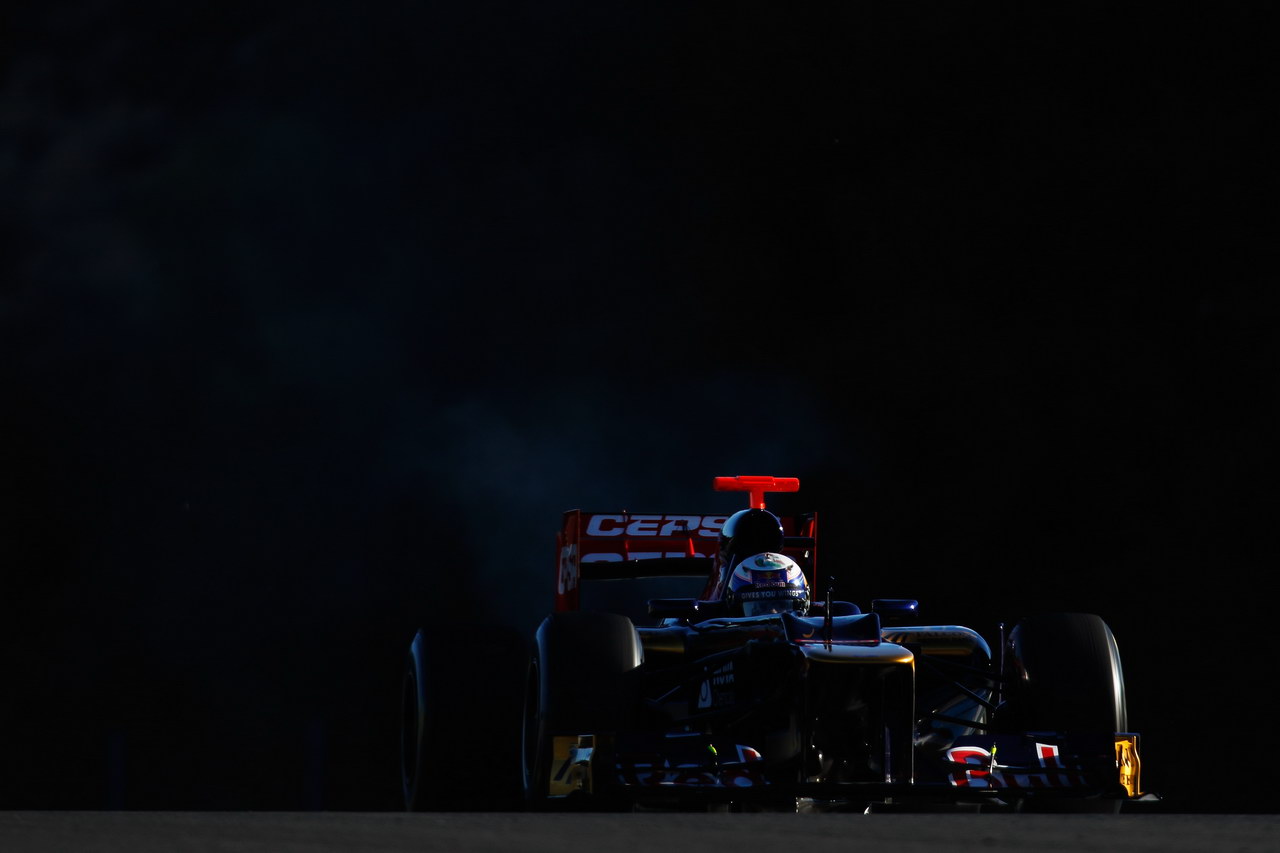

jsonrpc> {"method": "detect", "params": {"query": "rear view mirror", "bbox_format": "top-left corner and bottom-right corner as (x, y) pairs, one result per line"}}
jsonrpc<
(871, 599), (919, 624)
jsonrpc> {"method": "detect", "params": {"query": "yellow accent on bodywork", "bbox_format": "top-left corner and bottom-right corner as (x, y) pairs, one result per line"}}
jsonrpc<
(1115, 734), (1142, 798)
(881, 626), (991, 658)
(548, 735), (595, 797)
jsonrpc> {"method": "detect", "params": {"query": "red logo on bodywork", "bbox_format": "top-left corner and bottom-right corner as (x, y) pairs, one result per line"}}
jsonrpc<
(946, 742), (1084, 788)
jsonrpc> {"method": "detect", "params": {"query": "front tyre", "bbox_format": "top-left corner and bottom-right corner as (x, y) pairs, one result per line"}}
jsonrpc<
(1007, 611), (1127, 733)
(401, 624), (527, 811)
(1003, 612), (1128, 813)
(522, 611), (642, 810)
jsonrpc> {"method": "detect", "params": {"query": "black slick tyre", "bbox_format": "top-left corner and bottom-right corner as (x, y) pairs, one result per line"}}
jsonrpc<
(1004, 612), (1128, 813)
(522, 611), (642, 810)
(401, 623), (527, 811)
(1007, 611), (1127, 733)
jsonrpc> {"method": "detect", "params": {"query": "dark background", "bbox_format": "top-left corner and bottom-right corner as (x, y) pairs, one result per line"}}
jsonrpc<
(2, 1), (1273, 813)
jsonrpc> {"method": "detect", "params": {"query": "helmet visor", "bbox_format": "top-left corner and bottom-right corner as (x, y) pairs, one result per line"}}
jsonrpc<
(741, 596), (808, 617)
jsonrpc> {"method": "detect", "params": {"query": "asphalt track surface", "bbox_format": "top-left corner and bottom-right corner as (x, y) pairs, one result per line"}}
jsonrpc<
(3, 812), (1279, 853)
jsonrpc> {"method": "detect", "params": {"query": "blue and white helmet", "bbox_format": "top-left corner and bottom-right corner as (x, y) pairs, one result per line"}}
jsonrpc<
(725, 552), (810, 616)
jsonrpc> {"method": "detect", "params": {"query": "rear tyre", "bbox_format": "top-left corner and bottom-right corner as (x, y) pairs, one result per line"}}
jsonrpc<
(522, 611), (642, 810)
(1003, 612), (1128, 813)
(401, 623), (527, 811)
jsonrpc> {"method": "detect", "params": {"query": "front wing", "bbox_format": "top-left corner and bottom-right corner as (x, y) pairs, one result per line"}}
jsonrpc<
(543, 730), (1145, 810)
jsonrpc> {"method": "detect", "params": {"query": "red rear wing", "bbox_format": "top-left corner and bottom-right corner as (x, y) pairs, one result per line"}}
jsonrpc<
(553, 476), (817, 612)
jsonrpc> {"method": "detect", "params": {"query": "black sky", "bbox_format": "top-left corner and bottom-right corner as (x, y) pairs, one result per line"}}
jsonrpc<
(2, 1), (1275, 811)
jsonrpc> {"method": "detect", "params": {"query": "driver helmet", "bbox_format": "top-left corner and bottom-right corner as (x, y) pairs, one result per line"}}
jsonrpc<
(718, 508), (786, 571)
(725, 552), (810, 616)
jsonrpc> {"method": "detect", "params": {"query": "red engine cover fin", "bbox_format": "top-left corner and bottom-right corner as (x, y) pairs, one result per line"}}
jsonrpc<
(712, 475), (800, 510)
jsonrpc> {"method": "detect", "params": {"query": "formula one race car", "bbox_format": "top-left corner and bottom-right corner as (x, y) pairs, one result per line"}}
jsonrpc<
(401, 475), (1150, 813)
